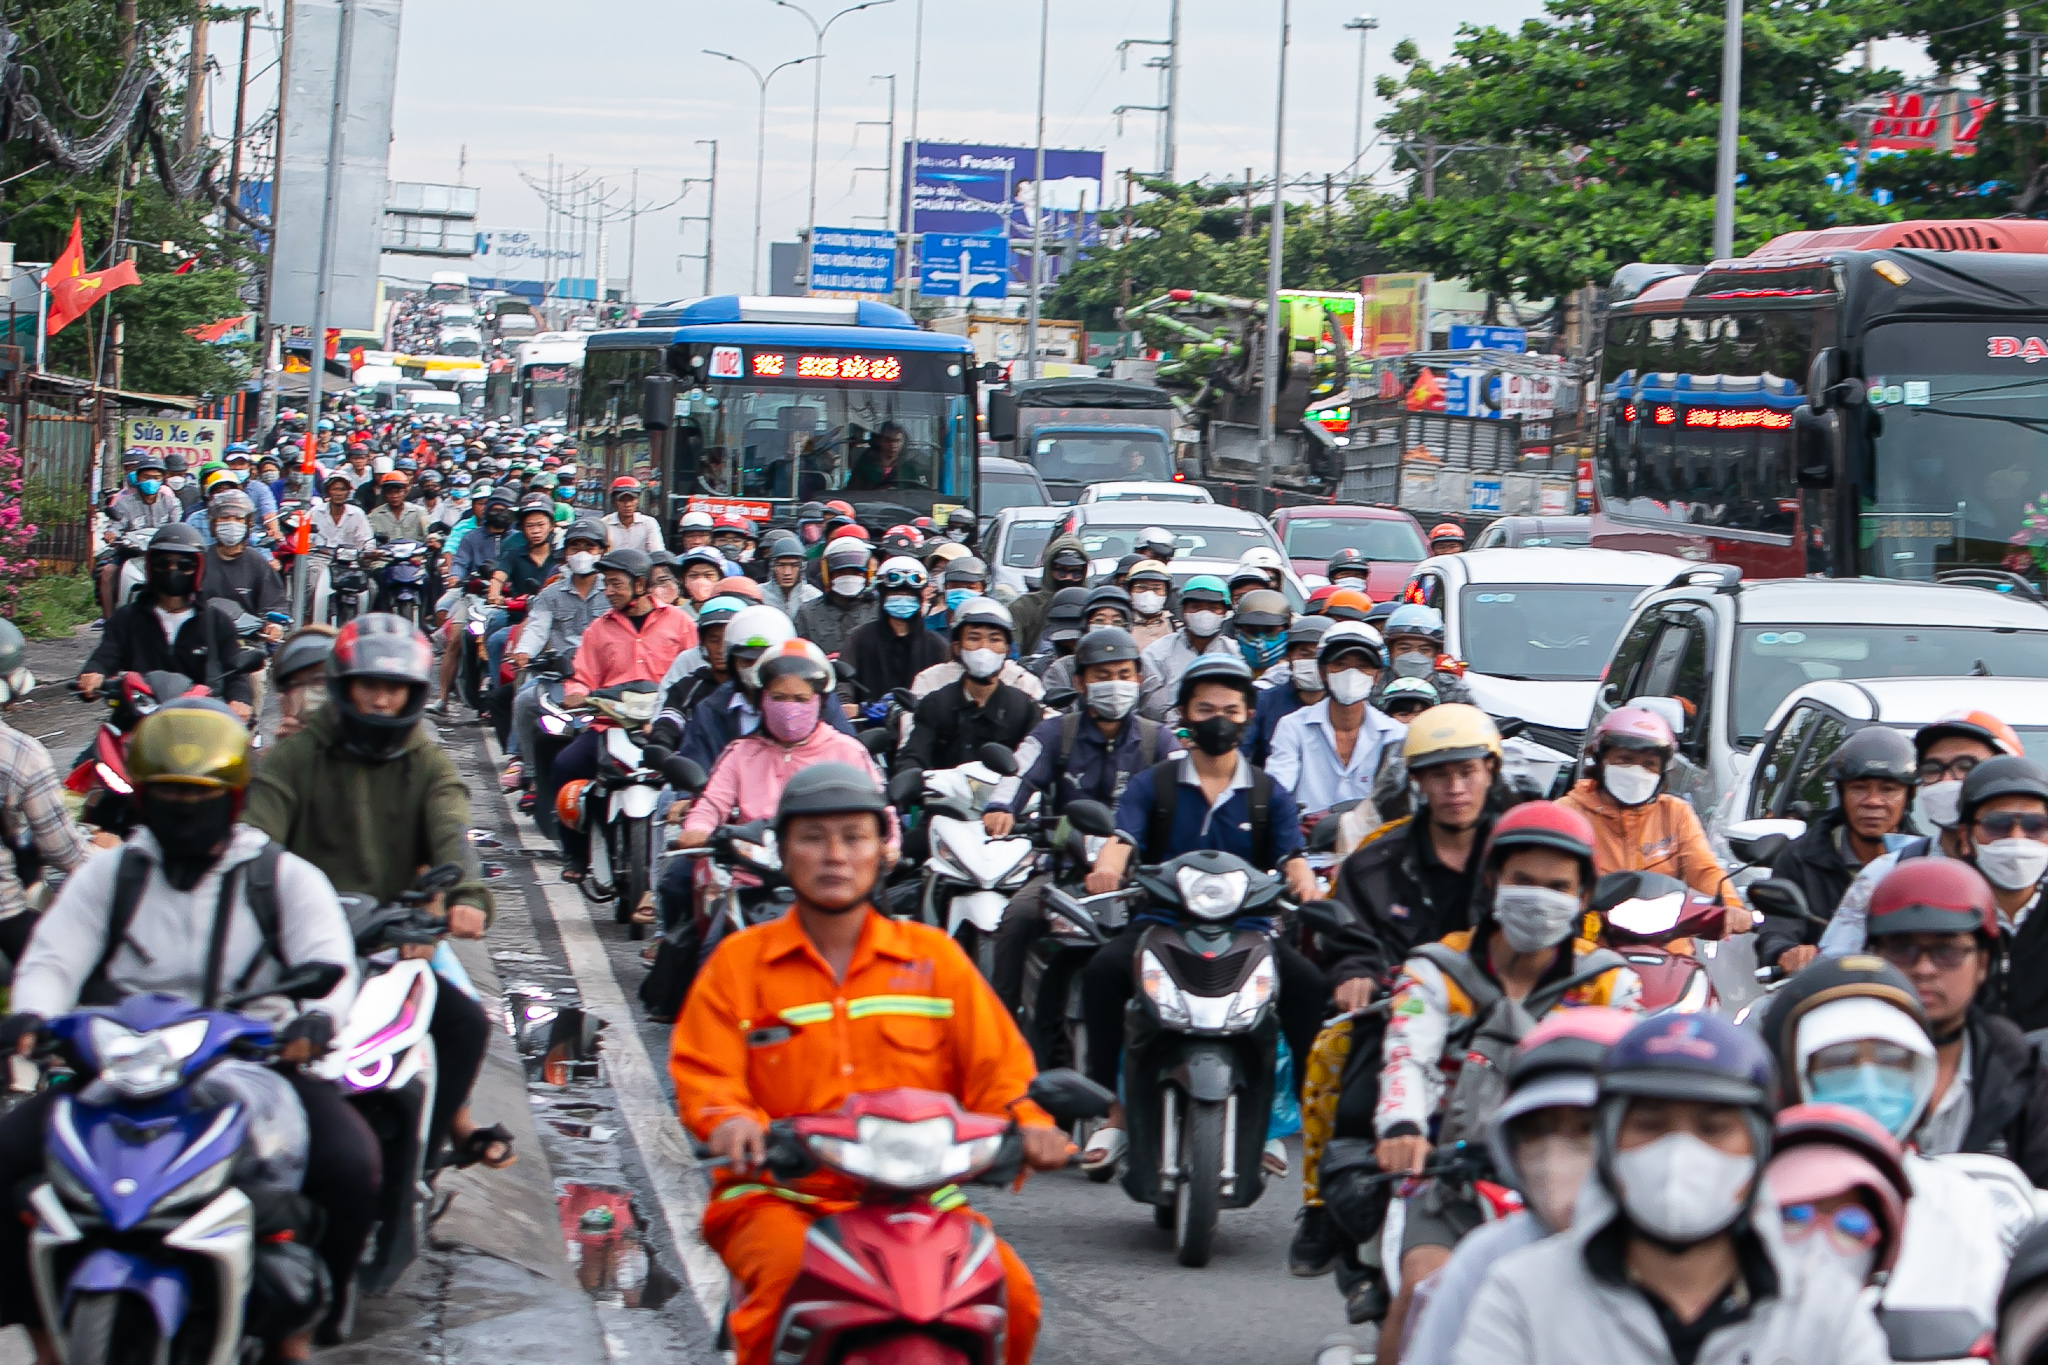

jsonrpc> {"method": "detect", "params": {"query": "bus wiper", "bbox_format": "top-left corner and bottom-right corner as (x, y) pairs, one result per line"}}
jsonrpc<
(1912, 406), (2048, 435)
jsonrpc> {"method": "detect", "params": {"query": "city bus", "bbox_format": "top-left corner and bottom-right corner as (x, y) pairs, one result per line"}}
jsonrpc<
(578, 295), (978, 533)
(1591, 218), (2048, 583)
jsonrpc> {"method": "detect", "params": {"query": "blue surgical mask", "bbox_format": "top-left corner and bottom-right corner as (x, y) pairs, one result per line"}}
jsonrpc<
(1808, 1063), (1921, 1138)
(883, 594), (921, 620)
(945, 587), (972, 612)
(1239, 633), (1284, 669)
(137, 479), (162, 497)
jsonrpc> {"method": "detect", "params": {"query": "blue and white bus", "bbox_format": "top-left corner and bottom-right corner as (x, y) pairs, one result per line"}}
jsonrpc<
(578, 295), (979, 532)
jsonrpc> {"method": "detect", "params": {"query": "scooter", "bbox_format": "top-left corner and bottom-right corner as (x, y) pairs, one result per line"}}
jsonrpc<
(66, 671), (208, 835)
(101, 527), (156, 609)
(325, 546), (371, 627)
(372, 539), (428, 626)
(891, 745), (1037, 975)
(714, 1069), (1113, 1364)
(548, 682), (671, 938)
(683, 817), (790, 965)
(1592, 870), (1725, 1014)
(25, 963), (346, 1365)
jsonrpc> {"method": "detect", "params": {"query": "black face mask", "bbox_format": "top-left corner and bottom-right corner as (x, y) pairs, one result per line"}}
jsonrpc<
(1049, 568), (1086, 588)
(1188, 715), (1245, 757)
(147, 560), (198, 599)
(484, 512), (511, 532)
(142, 789), (236, 891)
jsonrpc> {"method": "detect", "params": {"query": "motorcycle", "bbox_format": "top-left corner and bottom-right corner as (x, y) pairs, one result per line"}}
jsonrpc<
(25, 962), (346, 1365)
(325, 546), (371, 627)
(712, 1068), (1113, 1364)
(371, 539), (428, 626)
(99, 528), (156, 610)
(682, 817), (790, 966)
(1591, 870), (1725, 1014)
(888, 744), (1037, 974)
(448, 577), (492, 710)
(547, 682), (684, 938)
(66, 672), (210, 835)
(1013, 800), (1135, 1082)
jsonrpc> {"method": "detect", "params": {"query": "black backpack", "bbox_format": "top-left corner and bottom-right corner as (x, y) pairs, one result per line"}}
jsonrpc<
(84, 842), (288, 1006)
(1053, 710), (1161, 812)
(1146, 754), (1273, 869)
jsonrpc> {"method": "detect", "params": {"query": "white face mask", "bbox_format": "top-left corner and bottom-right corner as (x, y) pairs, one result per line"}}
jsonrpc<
(566, 551), (600, 575)
(1787, 1221), (1878, 1287)
(1290, 659), (1324, 692)
(165, 476), (187, 490)
(1516, 1131), (1595, 1232)
(960, 648), (1005, 681)
(1131, 590), (1167, 617)
(1977, 837), (2048, 891)
(212, 521), (247, 547)
(1493, 884), (1583, 953)
(1087, 679), (1140, 720)
(1916, 779), (1964, 830)
(1611, 1131), (1755, 1243)
(1325, 668), (1374, 706)
(831, 573), (867, 597)
(1602, 762), (1662, 807)
(1183, 609), (1225, 638)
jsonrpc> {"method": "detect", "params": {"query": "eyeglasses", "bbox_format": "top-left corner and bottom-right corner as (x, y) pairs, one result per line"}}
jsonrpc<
(1920, 756), (1981, 781)
(1873, 938), (1981, 971)
(1780, 1202), (1881, 1252)
(1975, 811), (2048, 839)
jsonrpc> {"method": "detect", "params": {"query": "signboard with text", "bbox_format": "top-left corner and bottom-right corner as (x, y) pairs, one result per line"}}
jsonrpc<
(809, 227), (897, 299)
(123, 417), (225, 469)
(919, 234), (1009, 299)
(1359, 273), (1431, 357)
(1448, 324), (1527, 353)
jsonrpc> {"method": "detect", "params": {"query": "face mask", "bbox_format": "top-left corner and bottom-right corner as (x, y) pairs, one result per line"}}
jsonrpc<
(137, 479), (162, 498)
(148, 563), (197, 598)
(831, 573), (867, 598)
(1916, 779), (1964, 830)
(141, 790), (238, 892)
(883, 594), (921, 620)
(945, 587), (972, 612)
(1240, 634), (1284, 669)
(1603, 762), (1662, 807)
(1493, 884), (1584, 953)
(1977, 837), (2048, 891)
(762, 696), (822, 743)
(1184, 609), (1225, 638)
(960, 647), (1005, 681)
(1517, 1131), (1595, 1232)
(1132, 590), (1166, 617)
(566, 551), (599, 575)
(1390, 651), (1435, 680)
(801, 524), (822, 544)
(1291, 659), (1324, 692)
(484, 512), (511, 532)
(1087, 679), (1140, 720)
(165, 476), (187, 491)
(1789, 1228), (1877, 1287)
(1326, 668), (1373, 706)
(213, 521), (248, 547)
(1808, 1062), (1923, 1137)
(230, 470), (249, 484)
(1188, 715), (1245, 757)
(1611, 1131), (1755, 1244)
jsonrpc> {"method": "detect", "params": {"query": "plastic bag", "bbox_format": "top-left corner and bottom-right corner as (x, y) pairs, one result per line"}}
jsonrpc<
(1268, 1035), (1301, 1139)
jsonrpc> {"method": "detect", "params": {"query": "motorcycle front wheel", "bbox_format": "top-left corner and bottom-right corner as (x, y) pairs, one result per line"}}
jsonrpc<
(619, 819), (651, 939)
(1175, 1096), (1225, 1267)
(66, 1290), (170, 1365)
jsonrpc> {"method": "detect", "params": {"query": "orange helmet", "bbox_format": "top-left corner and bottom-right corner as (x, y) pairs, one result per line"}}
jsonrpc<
(555, 778), (591, 832)
(1322, 587), (1374, 622)
(1429, 522), (1466, 545)
(1916, 709), (2023, 761)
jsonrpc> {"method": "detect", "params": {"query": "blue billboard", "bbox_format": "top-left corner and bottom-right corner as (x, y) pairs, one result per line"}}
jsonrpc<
(900, 142), (1103, 286)
(808, 227), (897, 298)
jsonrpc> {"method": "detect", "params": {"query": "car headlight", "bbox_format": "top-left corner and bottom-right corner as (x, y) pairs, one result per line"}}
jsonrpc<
(89, 1018), (211, 1100)
(1175, 867), (1249, 921)
(1138, 950), (1191, 1026)
(806, 1116), (1006, 1191)
(1223, 958), (1278, 1029)
(149, 1157), (232, 1217)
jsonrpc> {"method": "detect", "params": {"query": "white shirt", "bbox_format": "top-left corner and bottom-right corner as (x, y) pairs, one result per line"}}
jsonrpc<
(154, 606), (194, 644)
(1266, 697), (1410, 815)
(605, 511), (666, 554)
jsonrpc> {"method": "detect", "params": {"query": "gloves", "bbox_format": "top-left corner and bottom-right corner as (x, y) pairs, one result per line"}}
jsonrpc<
(864, 701), (891, 724)
(0, 1013), (44, 1056)
(278, 1013), (334, 1059)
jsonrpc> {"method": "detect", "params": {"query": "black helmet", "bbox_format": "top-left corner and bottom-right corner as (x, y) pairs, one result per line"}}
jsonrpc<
(1325, 547), (1370, 580)
(328, 614), (434, 760)
(271, 628), (336, 685)
(765, 533), (805, 562)
(1073, 627), (1141, 672)
(774, 761), (890, 837)
(1287, 614), (1335, 648)
(148, 523), (206, 556)
(595, 547), (654, 588)
(123, 447), (165, 473)
(563, 517), (609, 550)
(1176, 653), (1256, 711)
(1044, 586), (1090, 643)
(1081, 583), (1133, 625)
(1046, 545), (1089, 572)
(517, 491), (555, 516)
(163, 451), (190, 475)
(1960, 754), (2048, 829)
(1830, 726), (1917, 788)
(947, 507), (976, 532)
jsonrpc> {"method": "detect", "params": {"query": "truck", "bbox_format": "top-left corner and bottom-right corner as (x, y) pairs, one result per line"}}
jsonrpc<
(984, 377), (1181, 503)
(930, 313), (1089, 371)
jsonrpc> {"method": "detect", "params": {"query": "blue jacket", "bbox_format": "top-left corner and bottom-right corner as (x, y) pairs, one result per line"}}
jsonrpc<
(1246, 678), (1315, 767)
(992, 711), (1182, 818)
(676, 678), (858, 780)
(451, 527), (506, 583)
(1114, 753), (1305, 870)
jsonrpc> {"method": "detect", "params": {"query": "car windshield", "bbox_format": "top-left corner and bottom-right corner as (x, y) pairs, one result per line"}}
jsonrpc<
(1459, 585), (1644, 681)
(1032, 432), (1172, 483)
(1076, 521), (1279, 561)
(1733, 624), (2048, 743)
(437, 338), (480, 357)
(1001, 518), (1061, 567)
(1092, 486), (1206, 502)
(1284, 516), (1427, 561)
(981, 474), (1046, 517)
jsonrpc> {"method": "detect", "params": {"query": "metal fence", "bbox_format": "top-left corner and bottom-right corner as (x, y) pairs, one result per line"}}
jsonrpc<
(22, 403), (98, 570)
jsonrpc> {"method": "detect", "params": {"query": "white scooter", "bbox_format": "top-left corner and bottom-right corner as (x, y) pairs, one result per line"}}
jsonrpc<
(889, 744), (1036, 973)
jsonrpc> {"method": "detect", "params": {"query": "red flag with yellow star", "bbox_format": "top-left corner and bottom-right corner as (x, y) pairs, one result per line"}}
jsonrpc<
(46, 217), (140, 336)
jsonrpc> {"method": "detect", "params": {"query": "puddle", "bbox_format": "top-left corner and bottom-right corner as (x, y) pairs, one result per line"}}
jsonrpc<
(465, 828), (503, 847)
(556, 1183), (681, 1310)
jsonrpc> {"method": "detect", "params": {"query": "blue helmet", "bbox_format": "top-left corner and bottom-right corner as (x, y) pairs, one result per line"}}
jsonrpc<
(1383, 603), (1446, 645)
(1599, 1013), (1776, 1111)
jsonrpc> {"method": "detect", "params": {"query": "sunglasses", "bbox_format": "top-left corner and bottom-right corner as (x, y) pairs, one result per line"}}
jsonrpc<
(1920, 756), (1981, 781)
(1975, 811), (2048, 839)
(1781, 1202), (1881, 1252)
(1873, 938), (1980, 971)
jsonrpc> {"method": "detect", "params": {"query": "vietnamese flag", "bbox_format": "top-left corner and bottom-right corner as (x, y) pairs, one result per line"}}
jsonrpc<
(46, 217), (140, 336)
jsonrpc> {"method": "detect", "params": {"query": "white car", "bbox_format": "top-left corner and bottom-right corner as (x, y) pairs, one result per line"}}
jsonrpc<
(985, 506), (1069, 596)
(1061, 502), (1311, 607)
(435, 325), (483, 358)
(1075, 481), (1215, 505)
(1401, 548), (1697, 777)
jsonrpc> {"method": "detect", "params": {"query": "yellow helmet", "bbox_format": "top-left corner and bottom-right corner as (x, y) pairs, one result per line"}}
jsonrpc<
(127, 703), (253, 792)
(1402, 702), (1502, 772)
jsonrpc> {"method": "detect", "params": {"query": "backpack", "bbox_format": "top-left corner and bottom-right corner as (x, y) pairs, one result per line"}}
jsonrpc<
(1147, 754), (1272, 869)
(83, 842), (287, 1006)
(1409, 939), (1627, 1151)
(1054, 710), (1160, 811)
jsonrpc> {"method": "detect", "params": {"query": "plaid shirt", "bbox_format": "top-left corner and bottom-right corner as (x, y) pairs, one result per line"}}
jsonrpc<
(0, 720), (91, 919)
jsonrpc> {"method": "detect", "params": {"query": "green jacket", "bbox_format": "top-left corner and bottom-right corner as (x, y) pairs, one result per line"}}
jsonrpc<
(241, 707), (493, 920)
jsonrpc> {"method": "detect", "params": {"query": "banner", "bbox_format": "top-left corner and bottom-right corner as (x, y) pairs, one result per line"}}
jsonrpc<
(900, 141), (1103, 286)
(919, 233), (1009, 299)
(1360, 273), (1432, 357)
(808, 227), (896, 299)
(123, 416), (225, 468)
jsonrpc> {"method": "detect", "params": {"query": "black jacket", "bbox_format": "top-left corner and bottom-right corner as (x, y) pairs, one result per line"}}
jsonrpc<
(1956, 1009), (2048, 1187)
(846, 618), (948, 701)
(1756, 811), (1862, 969)
(83, 594), (253, 705)
(899, 679), (1040, 775)
(1326, 813), (1494, 987)
(2008, 886), (2048, 1034)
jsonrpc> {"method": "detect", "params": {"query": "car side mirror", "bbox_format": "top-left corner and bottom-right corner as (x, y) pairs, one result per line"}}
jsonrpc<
(1026, 1067), (1115, 1122)
(641, 372), (677, 432)
(977, 742), (1018, 777)
(986, 390), (1018, 444)
(1064, 799), (1116, 837)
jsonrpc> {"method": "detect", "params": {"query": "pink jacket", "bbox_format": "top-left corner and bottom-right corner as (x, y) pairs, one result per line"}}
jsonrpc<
(683, 724), (897, 842)
(570, 604), (698, 693)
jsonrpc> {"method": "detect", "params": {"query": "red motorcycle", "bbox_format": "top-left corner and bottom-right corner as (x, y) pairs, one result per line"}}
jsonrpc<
(65, 671), (209, 835)
(1592, 870), (1724, 1014)
(720, 1070), (1109, 1364)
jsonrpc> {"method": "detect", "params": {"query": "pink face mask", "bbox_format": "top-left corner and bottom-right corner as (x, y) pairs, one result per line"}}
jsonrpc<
(763, 697), (822, 743)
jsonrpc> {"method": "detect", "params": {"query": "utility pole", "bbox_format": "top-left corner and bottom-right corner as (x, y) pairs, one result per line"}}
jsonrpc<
(1115, 0), (1180, 179)
(680, 141), (718, 295)
(226, 9), (252, 205)
(705, 48), (820, 294)
(1345, 15), (1378, 178)
(1421, 136), (1436, 200)
(625, 168), (638, 303)
(901, 0), (925, 309)
(1711, 0), (1743, 259)
(1260, 0), (1290, 468)
(854, 75), (896, 226)
(181, 2), (209, 159)
(1026, 0), (1049, 380)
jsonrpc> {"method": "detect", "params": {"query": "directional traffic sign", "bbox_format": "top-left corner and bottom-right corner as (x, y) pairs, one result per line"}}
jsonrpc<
(919, 233), (1009, 299)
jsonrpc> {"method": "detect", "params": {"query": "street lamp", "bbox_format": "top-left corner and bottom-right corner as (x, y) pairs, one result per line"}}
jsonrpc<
(773, 0), (896, 248)
(1711, 0), (1742, 259)
(705, 48), (820, 293)
(1344, 15), (1377, 177)
(1260, 0), (1290, 466)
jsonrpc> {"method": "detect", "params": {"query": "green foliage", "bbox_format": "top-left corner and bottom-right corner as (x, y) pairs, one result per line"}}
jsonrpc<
(10, 568), (99, 639)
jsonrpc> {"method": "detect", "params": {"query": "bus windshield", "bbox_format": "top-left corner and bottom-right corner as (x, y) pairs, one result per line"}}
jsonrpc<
(677, 384), (972, 501)
(1863, 321), (2048, 582)
(522, 363), (575, 423)
(1031, 430), (1172, 483)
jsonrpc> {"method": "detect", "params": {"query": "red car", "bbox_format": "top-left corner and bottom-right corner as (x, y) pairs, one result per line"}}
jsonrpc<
(1272, 504), (1430, 602)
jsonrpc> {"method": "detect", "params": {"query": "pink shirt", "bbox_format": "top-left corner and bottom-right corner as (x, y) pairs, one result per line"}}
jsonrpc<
(683, 724), (897, 843)
(570, 604), (698, 693)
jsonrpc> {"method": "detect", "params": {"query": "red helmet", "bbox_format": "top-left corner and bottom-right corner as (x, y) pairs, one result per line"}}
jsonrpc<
(1916, 709), (2023, 761)
(823, 499), (857, 518)
(1484, 800), (1597, 879)
(714, 575), (764, 603)
(833, 524), (871, 542)
(884, 523), (923, 545)
(1590, 705), (1676, 758)
(711, 514), (750, 533)
(1866, 857), (2000, 941)
(609, 476), (641, 494)
(1429, 522), (1466, 544)
(1307, 584), (1339, 607)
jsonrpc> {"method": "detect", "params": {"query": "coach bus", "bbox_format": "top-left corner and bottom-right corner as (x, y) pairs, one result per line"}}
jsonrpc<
(578, 295), (978, 533)
(1591, 218), (2048, 584)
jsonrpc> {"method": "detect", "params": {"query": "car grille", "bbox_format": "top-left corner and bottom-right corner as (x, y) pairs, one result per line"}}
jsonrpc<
(1160, 940), (1255, 996)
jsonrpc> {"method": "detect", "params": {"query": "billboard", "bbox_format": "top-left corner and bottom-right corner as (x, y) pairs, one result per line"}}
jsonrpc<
(900, 141), (1104, 286)
(919, 234), (1009, 299)
(809, 227), (896, 299)
(1360, 273), (1432, 357)
(123, 416), (226, 469)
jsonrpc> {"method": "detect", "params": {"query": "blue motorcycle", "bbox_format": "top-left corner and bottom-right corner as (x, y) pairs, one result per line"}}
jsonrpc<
(371, 538), (428, 627)
(25, 963), (344, 1365)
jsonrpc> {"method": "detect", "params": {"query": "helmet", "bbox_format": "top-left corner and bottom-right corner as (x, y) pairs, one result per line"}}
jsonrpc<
(1175, 653), (1256, 711)
(951, 595), (1016, 643)
(1136, 526), (1177, 558)
(123, 447), (164, 473)
(1866, 855), (2000, 940)
(1317, 622), (1385, 669)
(1483, 799), (1597, 876)
(163, 452), (189, 475)
(1380, 676), (1440, 713)
(1429, 522), (1467, 545)
(127, 704), (253, 792)
(1074, 627), (1142, 672)
(609, 476), (641, 495)
(1323, 547), (1372, 583)
(773, 761), (889, 838)
(378, 470), (408, 488)
(1228, 563), (1273, 594)
(1403, 703), (1502, 771)
(1233, 589), (1290, 630)
(696, 595), (749, 628)
(1774, 980), (1936, 1139)
(926, 540), (970, 569)
(517, 492), (555, 517)
(271, 628), (336, 685)
(1127, 561), (1172, 588)
(1383, 603), (1446, 645)
(944, 555), (988, 585)
(1287, 614), (1335, 648)
(1081, 583), (1132, 621)
(764, 534), (805, 562)
(883, 522), (923, 545)
(715, 575), (765, 603)
(1590, 705), (1676, 758)
(723, 605), (798, 686)
(555, 778), (592, 832)
(1959, 754), (2048, 827)
(947, 507), (976, 532)
(149, 523), (206, 557)
(1322, 587), (1374, 622)
(874, 556), (928, 591)
(209, 489), (255, 520)
(372, 456), (394, 475)
(679, 545), (726, 575)
(1759, 954), (1926, 1099)
(831, 522), (872, 543)
(0, 617), (26, 687)
(754, 638), (836, 694)
(822, 538), (872, 573)
(823, 499), (857, 518)
(1043, 587), (1089, 642)
(1489, 1007), (1640, 1208)
(1045, 543), (1089, 574)
(796, 501), (826, 522)
(1830, 726), (1917, 787)
(711, 514), (750, 535)
(1766, 1103), (1910, 1277)
(680, 510), (715, 531)
(1600, 1012), (1776, 1111)
(1237, 546), (1284, 575)
(327, 614), (435, 760)
(563, 518), (609, 549)
(1179, 574), (1229, 607)
(1916, 709), (2023, 761)
(595, 547), (654, 589)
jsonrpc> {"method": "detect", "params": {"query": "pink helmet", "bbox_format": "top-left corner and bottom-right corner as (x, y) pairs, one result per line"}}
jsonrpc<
(1590, 705), (1676, 758)
(1767, 1102), (1910, 1277)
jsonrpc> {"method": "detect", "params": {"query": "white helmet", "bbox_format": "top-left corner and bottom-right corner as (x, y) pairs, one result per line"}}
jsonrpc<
(722, 605), (798, 689)
(681, 510), (715, 530)
(372, 455), (395, 475)
(875, 555), (928, 590)
(1238, 546), (1285, 573)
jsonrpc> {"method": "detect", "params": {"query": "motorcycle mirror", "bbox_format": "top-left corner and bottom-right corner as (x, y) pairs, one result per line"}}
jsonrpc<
(663, 754), (708, 793)
(1296, 899), (1359, 937)
(1040, 688), (1079, 712)
(1307, 812), (1344, 853)
(859, 728), (893, 757)
(1025, 1067), (1115, 1123)
(229, 647), (268, 676)
(885, 769), (924, 807)
(1877, 1309), (1989, 1364)
(1494, 716), (1528, 741)
(418, 862), (467, 892)
(224, 960), (346, 1010)
(889, 687), (915, 712)
(1732, 831), (1792, 866)
(1063, 800), (1116, 838)
(1746, 877), (1820, 926)
(977, 743), (1019, 777)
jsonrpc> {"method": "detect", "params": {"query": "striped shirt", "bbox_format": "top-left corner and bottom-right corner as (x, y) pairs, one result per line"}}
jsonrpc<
(0, 719), (92, 919)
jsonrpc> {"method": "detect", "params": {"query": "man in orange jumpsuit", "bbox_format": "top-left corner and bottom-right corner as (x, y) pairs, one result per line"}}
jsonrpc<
(671, 762), (1069, 1365)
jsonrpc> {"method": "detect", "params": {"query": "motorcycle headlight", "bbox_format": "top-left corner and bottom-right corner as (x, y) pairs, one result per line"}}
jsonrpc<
(1223, 957), (1278, 1030)
(1175, 867), (1250, 922)
(1138, 949), (1191, 1027)
(998, 853), (1034, 889)
(806, 1116), (1006, 1191)
(88, 1018), (211, 1100)
(540, 714), (569, 736)
(149, 1156), (232, 1217)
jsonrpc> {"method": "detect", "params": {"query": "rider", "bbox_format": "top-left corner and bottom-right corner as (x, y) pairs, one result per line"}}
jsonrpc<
(1372, 604), (1472, 707)
(1138, 573), (1236, 715)
(1247, 614), (1332, 765)
(1426, 523), (1466, 556)
(1324, 547), (1373, 594)
(845, 556), (948, 700)
(1011, 533), (1091, 656)
(759, 533), (820, 617)
(671, 605), (846, 779)
(194, 489), (287, 624)
(98, 449), (183, 618)
(1758, 726), (1920, 972)
(1764, 1104), (1912, 1296)
(0, 621), (92, 960)
(794, 537), (878, 706)
(603, 476), (666, 553)
(1955, 757), (2048, 1030)
(501, 517), (610, 796)
(1021, 587), (1087, 680)
(310, 470), (375, 551)
(484, 494), (564, 695)
(269, 626), (335, 740)
(0, 702), (374, 1358)
(78, 523), (255, 720)
(368, 470), (429, 545)
(1126, 559), (1177, 649)
(900, 598), (1041, 773)
(671, 763), (1066, 1365)
(1267, 622), (1406, 821)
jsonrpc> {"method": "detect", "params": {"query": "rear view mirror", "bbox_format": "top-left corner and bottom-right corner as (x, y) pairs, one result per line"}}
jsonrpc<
(1026, 1067), (1115, 1122)
(1747, 878), (1819, 926)
(978, 743), (1018, 777)
(1064, 800), (1116, 837)
(1793, 406), (1839, 488)
(1876, 1309), (1990, 1364)
(418, 862), (466, 892)
(663, 755), (707, 793)
(229, 648), (268, 676)
(885, 768), (925, 807)
(1040, 688), (1079, 712)
(859, 728), (893, 757)
(224, 961), (347, 1010)
(986, 389), (1018, 444)
(641, 372), (677, 431)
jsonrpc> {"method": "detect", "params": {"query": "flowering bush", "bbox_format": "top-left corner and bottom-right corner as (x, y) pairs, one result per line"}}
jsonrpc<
(0, 419), (40, 621)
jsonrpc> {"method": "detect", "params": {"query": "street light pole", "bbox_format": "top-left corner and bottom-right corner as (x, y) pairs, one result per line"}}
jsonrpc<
(773, 0), (896, 252)
(1026, 0), (1048, 380)
(1260, 0), (1290, 469)
(705, 49), (819, 293)
(1712, 0), (1742, 259)
(1345, 15), (1378, 177)
(901, 0), (925, 310)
